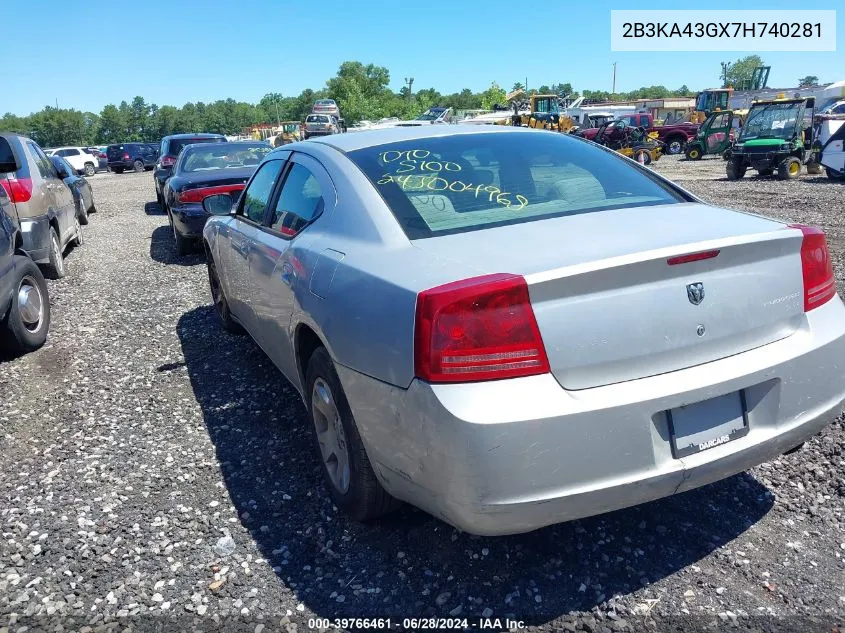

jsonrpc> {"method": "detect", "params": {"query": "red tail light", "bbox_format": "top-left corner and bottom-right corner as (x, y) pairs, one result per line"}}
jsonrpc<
(667, 250), (720, 265)
(98, 152), (106, 158)
(122, 152), (130, 161)
(1, 177), (33, 203)
(161, 155), (177, 168)
(414, 273), (550, 383)
(177, 184), (244, 204)
(789, 224), (836, 311)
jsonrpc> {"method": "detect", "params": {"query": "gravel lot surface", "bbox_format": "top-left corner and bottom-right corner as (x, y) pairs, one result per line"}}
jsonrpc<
(1, 158), (844, 633)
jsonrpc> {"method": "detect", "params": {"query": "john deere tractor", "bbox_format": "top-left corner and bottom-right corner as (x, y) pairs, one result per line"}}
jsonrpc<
(725, 97), (823, 180)
(501, 94), (576, 133)
(685, 109), (746, 161)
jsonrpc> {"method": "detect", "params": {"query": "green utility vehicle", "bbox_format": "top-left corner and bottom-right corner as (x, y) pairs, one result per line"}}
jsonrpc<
(685, 109), (743, 160)
(726, 97), (822, 180)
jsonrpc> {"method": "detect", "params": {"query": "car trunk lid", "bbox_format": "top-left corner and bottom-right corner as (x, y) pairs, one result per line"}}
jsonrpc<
(412, 202), (805, 390)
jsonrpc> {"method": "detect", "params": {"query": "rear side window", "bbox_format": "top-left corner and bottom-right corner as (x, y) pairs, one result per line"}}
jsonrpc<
(27, 142), (55, 179)
(270, 163), (323, 236)
(0, 138), (16, 174)
(347, 132), (685, 239)
(167, 137), (224, 156)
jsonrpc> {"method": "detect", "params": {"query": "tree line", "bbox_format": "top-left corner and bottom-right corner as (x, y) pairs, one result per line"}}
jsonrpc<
(2, 56), (811, 149)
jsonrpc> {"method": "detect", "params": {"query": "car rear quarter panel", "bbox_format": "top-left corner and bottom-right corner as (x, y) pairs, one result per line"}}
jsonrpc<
(287, 143), (487, 389)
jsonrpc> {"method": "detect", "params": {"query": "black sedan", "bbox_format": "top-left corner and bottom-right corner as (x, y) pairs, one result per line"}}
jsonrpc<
(162, 141), (271, 255)
(49, 155), (96, 225)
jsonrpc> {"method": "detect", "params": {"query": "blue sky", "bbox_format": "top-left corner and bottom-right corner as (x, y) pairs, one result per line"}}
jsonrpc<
(4, 0), (842, 116)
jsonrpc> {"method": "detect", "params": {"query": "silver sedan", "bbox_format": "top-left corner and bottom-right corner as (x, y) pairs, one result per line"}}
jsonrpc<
(201, 125), (845, 536)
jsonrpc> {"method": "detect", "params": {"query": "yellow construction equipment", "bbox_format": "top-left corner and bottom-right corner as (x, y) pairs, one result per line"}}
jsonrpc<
(495, 92), (576, 133)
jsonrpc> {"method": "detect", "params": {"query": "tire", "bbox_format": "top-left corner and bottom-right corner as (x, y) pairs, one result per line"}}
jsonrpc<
(206, 255), (243, 334)
(76, 198), (89, 225)
(156, 188), (164, 207)
(83, 162), (96, 177)
(726, 159), (746, 180)
(806, 161), (823, 175)
(305, 347), (400, 521)
(666, 136), (685, 155)
(72, 215), (84, 247)
(827, 167), (845, 181)
(173, 222), (191, 256)
(133, 160), (144, 173)
(685, 145), (703, 160)
(634, 150), (651, 165)
(113, 167), (124, 174)
(777, 156), (801, 180)
(42, 226), (66, 279)
(0, 257), (50, 354)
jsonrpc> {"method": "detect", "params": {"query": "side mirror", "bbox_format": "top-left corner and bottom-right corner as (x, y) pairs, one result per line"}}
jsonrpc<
(202, 194), (236, 216)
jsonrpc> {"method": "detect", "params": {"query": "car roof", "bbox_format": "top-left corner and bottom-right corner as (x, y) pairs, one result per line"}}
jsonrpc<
(307, 123), (526, 153)
(163, 133), (226, 140)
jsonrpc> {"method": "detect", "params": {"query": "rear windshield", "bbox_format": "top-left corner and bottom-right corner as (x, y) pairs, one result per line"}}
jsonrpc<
(180, 143), (271, 172)
(347, 132), (685, 239)
(167, 137), (223, 156)
(307, 115), (329, 123)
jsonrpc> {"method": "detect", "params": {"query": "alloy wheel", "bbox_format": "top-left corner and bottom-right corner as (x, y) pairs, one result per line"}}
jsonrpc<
(311, 377), (351, 494)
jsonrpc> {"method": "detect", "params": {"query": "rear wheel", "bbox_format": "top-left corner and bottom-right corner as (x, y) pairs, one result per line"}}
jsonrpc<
(83, 162), (95, 177)
(113, 166), (124, 174)
(72, 216), (84, 247)
(726, 159), (746, 180)
(306, 347), (400, 521)
(777, 156), (801, 180)
(133, 160), (144, 173)
(666, 136), (685, 155)
(685, 145), (702, 160)
(76, 198), (89, 225)
(42, 227), (66, 279)
(0, 258), (50, 354)
(173, 222), (191, 256)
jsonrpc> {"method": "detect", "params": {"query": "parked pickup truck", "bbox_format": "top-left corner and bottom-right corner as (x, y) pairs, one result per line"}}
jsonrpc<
(577, 113), (699, 155)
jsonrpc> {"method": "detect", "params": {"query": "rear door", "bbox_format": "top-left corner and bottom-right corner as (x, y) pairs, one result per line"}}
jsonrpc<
(250, 152), (332, 381)
(31, 143), (75, 239)
(23, 141), (58, 224)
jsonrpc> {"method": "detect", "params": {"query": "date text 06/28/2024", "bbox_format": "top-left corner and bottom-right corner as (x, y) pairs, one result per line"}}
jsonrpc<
(306, 617), (527, 630)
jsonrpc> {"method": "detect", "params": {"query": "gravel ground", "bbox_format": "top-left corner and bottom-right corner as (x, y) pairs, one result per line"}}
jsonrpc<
(1, 159), (844, 633)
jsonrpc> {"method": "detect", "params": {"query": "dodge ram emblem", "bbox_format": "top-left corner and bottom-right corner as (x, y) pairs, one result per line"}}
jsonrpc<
(687, 282), (705, 305)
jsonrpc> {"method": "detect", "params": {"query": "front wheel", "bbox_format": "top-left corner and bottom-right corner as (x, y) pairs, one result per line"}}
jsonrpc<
(726, 159), (746, 180)
(84, 162), (96, 177)
(306, 347), (400, 522)
(0, 257), (50, 354)
(634, 150), (652, 165)
(685, 145), (703, 160)
(777, 156), (801, 180)
(206, 255), (243, 334)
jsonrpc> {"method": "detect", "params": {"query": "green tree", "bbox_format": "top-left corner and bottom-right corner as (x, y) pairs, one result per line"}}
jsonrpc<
(480, 82), (507, 110)
(723, 55), (764, 88)
(798, 75), (819, 87)
(511, 82), (524, 92)
(98, 104), (125, 143)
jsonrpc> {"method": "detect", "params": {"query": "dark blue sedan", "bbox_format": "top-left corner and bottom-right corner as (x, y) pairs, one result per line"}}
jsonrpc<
(162, 142), (271, 255)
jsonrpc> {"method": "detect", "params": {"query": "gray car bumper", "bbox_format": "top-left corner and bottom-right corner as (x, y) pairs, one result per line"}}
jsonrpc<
(19, 215), (52, 264)
(337, 296), (845, 536)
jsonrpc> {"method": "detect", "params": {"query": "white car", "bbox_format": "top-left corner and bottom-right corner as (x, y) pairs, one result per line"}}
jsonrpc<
(44, 147), (99, 176)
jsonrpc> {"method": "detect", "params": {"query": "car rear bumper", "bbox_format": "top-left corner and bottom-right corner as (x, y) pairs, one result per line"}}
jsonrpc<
(18, 214), (52, 264)
(305, 130), (333, 136)
(336, 296), (845, 536)
(171, 204), (209, 238)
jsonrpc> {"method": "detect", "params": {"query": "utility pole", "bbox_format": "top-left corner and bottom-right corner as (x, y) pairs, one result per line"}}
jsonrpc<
(405, 77), (414, 101)
(721, 62), (730, 87)
(612, 63), (617, 94)
(273, 97), (281, 127)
